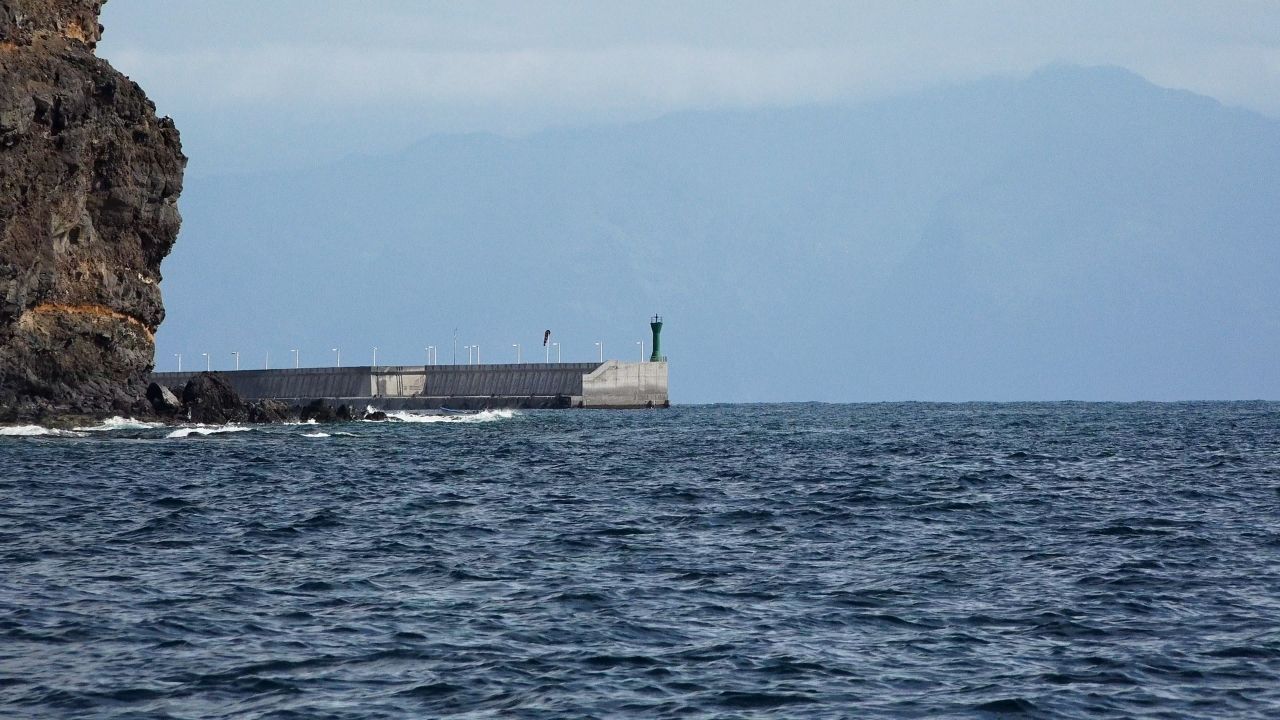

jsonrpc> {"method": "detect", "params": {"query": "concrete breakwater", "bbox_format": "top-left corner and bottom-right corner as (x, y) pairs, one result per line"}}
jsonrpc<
(151, 361), (669, 410)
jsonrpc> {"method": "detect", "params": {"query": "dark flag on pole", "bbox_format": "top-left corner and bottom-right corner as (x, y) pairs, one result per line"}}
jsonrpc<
(543, 330), (551, 346)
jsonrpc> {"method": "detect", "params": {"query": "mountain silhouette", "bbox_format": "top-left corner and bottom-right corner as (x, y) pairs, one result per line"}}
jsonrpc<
(161, 65), (1280, 401)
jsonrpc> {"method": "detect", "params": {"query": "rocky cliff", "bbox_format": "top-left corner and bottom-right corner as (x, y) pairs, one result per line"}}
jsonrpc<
(0, 0), (183, 420)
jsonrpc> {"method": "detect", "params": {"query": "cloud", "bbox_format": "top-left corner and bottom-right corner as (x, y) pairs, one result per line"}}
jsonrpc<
(105, 41), (1057, 117)
(95, 0), (1280, 175)
(102, 0), (1280, 120)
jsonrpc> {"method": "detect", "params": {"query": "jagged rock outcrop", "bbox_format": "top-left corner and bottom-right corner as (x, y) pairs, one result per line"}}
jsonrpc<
(246, 399), (291, 424)
(0, 0), (184, 421)
(299, 399), (338, 424)
(148, 372), (303, 425)
(144, 380), (178, 414)
(180, 372), (244, 424)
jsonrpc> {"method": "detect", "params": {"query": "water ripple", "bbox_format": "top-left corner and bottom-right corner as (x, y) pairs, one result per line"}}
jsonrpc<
(2, 402), (1280, 717)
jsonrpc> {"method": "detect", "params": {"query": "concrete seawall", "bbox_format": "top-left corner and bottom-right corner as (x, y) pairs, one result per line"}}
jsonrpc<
(152, 361), (669, 410)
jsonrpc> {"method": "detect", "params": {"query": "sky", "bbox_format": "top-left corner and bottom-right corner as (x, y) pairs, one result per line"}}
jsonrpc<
(98, 1), (1280, 175)
(85, 2), (1280, 401)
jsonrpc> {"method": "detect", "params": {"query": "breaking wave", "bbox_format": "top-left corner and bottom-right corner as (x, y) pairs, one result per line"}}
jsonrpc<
(0, 425), (86, 438)
(378, 409), (518, 424)
(76, 416), (166, 432)
(165, 425), (253, 439)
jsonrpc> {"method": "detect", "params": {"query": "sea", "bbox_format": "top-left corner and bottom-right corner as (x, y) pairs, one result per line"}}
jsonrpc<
(2, 402), (1279, 719)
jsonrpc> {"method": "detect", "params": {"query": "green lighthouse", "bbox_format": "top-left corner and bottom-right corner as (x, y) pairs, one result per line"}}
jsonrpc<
(649, 314), (664, 362)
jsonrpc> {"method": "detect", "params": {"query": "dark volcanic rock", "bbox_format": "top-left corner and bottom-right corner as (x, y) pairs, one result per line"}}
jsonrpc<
(0, 0), (185, 420)
(247, 399), (291, 424)
(145, 380), (178, 415)
(181, 372), (244, 424)
(300, 399), (337, 424)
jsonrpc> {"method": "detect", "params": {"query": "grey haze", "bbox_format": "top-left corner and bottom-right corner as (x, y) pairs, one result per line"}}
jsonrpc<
(155, 66), (1280, 402)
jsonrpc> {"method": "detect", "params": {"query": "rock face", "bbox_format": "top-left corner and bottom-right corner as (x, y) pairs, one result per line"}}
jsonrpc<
(144, 380), (178, 414)
(180, 372), (244, 424)
(246, 399), (291, 424)
(0, 0), (184, 420)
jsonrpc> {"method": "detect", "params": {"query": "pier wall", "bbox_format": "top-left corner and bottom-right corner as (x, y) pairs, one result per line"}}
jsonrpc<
(581, 361), (669, 408)
(151, 362), (668, 409)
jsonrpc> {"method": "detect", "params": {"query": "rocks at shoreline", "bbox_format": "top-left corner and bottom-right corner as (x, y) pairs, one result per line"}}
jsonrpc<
(247, 399), (291, 424)
(0, 0), (185, 422)
(147, 371), (373, 425)
(145, 382), (180, 415)
(179, 373), (245, 424)
(299, 399), (338, 424)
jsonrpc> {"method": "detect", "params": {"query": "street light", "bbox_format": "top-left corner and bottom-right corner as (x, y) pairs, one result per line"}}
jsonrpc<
(231, 351), (240, 371)
(332, 348), (340, 368)
(636, 340), (644, 362)
(372, 346), (378, 367)
(426, 346), (435, 366)
(264, 351), (269, 370)
(466, 345), (473, 365)
(174, 353), (182, 372)
(202, 352), (210, 371)
(595, 342), (603, 363)
(475, 345), (480, 364)
(513, 343), (521, 363)
(552, 342), (560, 363)
(291, 349), (299, 369)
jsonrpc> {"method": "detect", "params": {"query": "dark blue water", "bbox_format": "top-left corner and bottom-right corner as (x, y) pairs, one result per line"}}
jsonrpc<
(3, 403), (1280, 718)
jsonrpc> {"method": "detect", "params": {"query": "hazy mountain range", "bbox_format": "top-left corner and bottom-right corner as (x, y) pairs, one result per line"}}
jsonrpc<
(157, 65), (1280, 402)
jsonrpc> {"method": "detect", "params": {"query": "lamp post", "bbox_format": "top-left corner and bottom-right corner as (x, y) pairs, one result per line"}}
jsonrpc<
(201, 352), (210, 371)
(427, 346), (435, 366)
(291, 349), (299, 369)
(264, 351), (270, 370)
(553, 342), (560, 363)
(332, 348), (340, 368)
(466, 345), (473, 365)
(637, 340), (644, 362)
(544, 343), (549, 364)
(475, 345), (480, 364)
(174, 353), (182, 372)
(595, 342), (603, 363)
(231, 351), (240, 371)
(513, 343), (521, 363)
(372, 346), (378, 367)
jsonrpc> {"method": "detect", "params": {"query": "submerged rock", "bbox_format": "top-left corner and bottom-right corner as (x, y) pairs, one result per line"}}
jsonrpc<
(0, 0), (185, 420)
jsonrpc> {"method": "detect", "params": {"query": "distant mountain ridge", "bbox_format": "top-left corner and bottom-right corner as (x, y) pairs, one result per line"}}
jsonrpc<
(161, 65), (1280, 401)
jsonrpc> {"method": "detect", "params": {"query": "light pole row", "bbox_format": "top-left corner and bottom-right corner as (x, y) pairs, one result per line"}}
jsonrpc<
(171, 340), (610, 371)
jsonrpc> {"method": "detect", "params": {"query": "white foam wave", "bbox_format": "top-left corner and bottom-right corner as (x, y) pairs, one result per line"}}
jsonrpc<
(166, 425), (253, 439)
(301, 430), (359, 438)
(0, 425), (86, 438)
(76, 416), (166, 432)
(381, 408), (518, 424)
